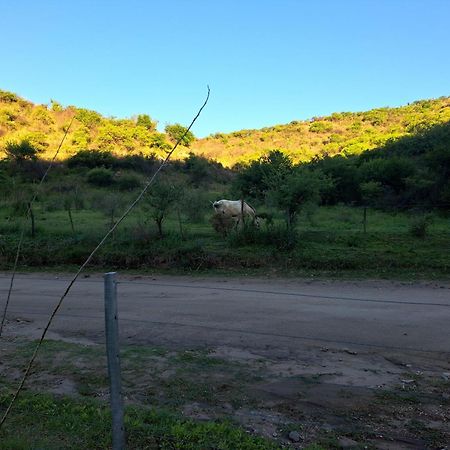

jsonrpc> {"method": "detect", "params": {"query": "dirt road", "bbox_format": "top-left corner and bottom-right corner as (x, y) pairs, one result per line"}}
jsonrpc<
(1, 273), (450, 448)
(1, 273), (449, 353)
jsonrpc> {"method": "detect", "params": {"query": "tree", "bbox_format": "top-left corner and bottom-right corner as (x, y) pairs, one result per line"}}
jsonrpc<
(360, 181), (383, 207)
(359, 157), (415, 194)
(98, 193), (126, 228)
(268, 168), (333, 228)
(136, 114), (156, 131)
(143, 181), (179, 237)
(183, 153), (211, 186)
(149, 133), (171, 150)
(165, 123), (195, 147)
(311, 155), (361, 204)
(4, 140), (40, 162)
(233, 150), (293, 199)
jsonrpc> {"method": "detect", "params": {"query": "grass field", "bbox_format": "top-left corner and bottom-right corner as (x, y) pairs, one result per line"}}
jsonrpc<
(0, 390), (282, 450)
(0, 203), (448, 279)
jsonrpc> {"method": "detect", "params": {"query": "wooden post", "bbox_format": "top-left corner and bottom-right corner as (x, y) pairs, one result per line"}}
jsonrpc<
(363, 207), (367, 234)
(28, 202), (35, 238)
(104, 272), (125, 450)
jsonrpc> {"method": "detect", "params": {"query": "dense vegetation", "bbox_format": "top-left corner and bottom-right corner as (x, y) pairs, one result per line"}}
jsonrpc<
(234, 121), (450, 211)
(195, 97), (450, 166)
(0, 89), (192, 162)
(1, 88), (449, 168)
(0, 88), (449, 277)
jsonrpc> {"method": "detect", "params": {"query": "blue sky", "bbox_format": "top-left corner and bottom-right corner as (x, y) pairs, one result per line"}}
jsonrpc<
(1, 0), (449, 137)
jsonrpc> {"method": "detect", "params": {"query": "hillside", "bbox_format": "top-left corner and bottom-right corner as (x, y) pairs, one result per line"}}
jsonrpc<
(192, 97), (450, 166)
(1, 89), (449, 167)
(0, 89), (191, 162)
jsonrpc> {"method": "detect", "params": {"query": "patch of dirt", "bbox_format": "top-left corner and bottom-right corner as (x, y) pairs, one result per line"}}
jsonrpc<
(0, 334), (449, 449)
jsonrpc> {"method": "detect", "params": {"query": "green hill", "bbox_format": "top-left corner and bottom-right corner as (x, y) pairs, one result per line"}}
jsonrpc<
(0, 89), (191, 161)
(1, 88), (449, 167)
(192, 97), (450, 166)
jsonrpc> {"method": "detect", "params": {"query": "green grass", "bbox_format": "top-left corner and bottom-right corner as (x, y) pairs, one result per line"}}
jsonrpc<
(0, 205), (449, 279)
(0, 391), (280, 450)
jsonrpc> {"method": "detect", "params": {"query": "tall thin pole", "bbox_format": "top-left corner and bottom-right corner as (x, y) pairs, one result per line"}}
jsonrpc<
(363, 207), (367, 234)
(104, 272), (125, 450)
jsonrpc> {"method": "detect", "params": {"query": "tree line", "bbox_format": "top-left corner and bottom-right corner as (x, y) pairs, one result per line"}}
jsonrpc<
(232, 121), (450, 228)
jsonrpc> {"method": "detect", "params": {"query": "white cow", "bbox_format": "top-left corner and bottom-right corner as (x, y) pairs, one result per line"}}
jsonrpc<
(212, 199), (260, 228)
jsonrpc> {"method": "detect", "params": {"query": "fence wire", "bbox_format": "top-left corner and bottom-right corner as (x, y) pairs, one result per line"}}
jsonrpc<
(0, 116), (75, 338)
(0, 87), (210, 430)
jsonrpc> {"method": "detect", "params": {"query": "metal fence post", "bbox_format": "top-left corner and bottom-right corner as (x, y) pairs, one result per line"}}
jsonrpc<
(104, 272), (125, 450)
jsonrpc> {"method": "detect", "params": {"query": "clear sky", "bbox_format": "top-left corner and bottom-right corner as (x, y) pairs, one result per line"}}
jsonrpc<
(1, 0), (449, 137)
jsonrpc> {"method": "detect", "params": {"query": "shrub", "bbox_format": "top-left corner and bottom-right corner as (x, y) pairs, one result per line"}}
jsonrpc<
(115, 153), (157, 172)
(149, 133), (171, 150)
(210, 214), (235, 236)
(409, 214), (433, 238)
(50, 99), (63, 111)
(67, 150), (115, 169)
(71, 128), (91, 149)
(75, 108), (102, 128)
(183, 189), (209, 223)
(165, 123), (195, 147)
(0, 90), (19, 103)
(309, 121), (332, 133)
(32, 106), (54, 125)
(136, 114), (156, 131)
(228, 223), (298, 251)
(116, 173), (142, 191)
(3, 140), (40, 161)
(86, 168), (115, 186)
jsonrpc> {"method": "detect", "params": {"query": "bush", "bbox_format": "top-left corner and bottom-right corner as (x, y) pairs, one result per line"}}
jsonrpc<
(136, 114), (156, 131)
(183, 189), (209, 223)
(75, 108), (102, 128)
(165, 123), (195, 147)
(409, 214), (433, 238)
(210, 214), (235, 236)
(228, 223), (298, 251)
(116, 173), (142, 191)
(67, 150), (115, 169)
(0, 90), (19, 103)
(309, 121), (333, 133)
(86, 168), (115, 186)
(4, 140), (40, 162)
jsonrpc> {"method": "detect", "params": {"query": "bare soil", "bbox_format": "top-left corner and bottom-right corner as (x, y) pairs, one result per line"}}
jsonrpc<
(1, 274), (449, 449)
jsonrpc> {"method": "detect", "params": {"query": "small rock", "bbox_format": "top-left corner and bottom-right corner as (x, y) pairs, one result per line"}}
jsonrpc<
(401, 379), (415, 384)
(342, 348), (358, 355)
(442, 372), (450, 381)
(288, 431), (301, 442)
(321, 347), (329, 352)
(272, 432), (278, 438)
(338, 437), (359, 448)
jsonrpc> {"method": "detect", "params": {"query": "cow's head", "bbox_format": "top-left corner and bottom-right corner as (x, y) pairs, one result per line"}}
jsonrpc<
(212, 200), (224, 213)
